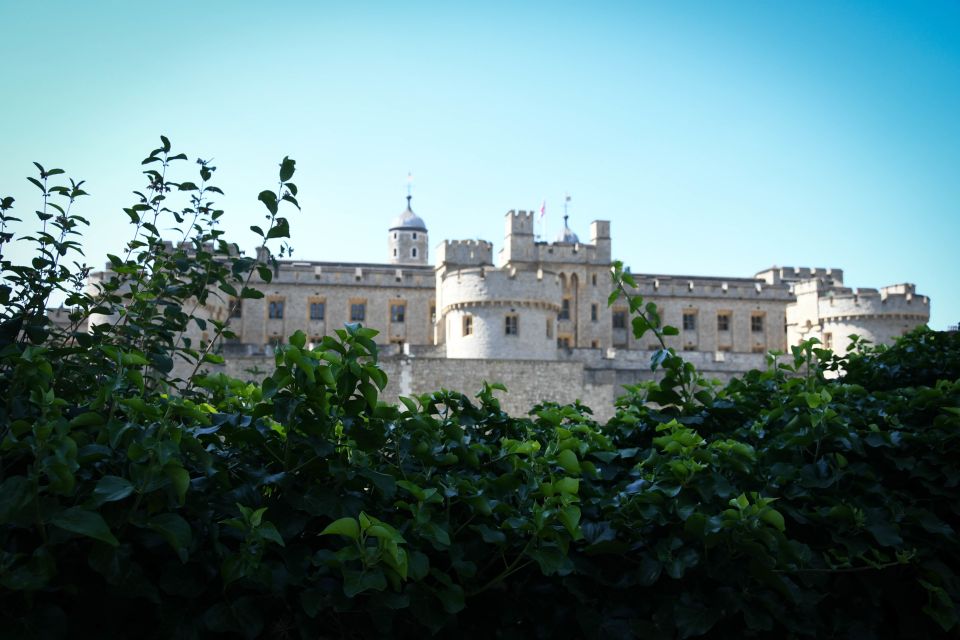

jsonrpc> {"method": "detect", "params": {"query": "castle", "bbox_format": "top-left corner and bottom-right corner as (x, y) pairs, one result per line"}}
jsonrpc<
(94, 196), (932, 421)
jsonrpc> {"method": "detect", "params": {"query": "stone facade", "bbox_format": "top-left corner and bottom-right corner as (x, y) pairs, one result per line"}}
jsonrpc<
(84, 198), (931, 419)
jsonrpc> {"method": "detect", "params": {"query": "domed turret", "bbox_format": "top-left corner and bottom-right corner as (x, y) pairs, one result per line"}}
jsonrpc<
(388, 195), (429, 265)
(554, 214), (579, 244)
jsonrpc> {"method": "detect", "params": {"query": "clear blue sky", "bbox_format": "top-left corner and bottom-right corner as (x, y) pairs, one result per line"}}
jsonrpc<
(2, 1), (957, 328)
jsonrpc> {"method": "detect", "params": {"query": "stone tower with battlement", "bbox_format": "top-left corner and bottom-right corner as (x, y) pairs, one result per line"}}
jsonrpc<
(756, 266), (931, 353)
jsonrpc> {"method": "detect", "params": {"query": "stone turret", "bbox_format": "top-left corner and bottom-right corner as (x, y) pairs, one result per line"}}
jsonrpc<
(388, 195), (429, 265)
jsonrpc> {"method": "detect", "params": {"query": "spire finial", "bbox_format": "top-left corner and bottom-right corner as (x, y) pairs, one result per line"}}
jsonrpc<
(406, 172), (413, 209)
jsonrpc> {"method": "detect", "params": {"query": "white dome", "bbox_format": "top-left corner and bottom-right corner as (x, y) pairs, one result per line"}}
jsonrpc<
(389, 197), (427, 231)
(555, 224), (579, 244)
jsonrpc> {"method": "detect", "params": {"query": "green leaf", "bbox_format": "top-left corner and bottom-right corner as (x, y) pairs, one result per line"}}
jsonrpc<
(866, 521), (902, 547)
(320, 517), (360, 540)
(290, 330), (306, 349)
(92, 476), (135, 505)
(759, 508), (786, 532)
(50, 507), (119, 547)
(69, 412), (104, 428)
(267, 217), (290, 239)
(556, 449), (581, 474)
(558, 505), (582, 538)
(554, 477), (580, 495)
(147, 513), (193, 562)
(435, 584), (466, 613)
(343, 568), (387, 597)
(257, 521), (285, 547)
(279, 156), (296, 182)
(165, 466), (190, 505)
(258, 190), (278, 215)
(256, 264), (273, 283)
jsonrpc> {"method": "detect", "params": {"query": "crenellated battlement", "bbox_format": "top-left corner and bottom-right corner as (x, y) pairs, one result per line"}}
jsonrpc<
(436, 239), (494, 267)
(505, 209), (535, 236)
(756, 266), (844, 286)
(632, 274), (794, 301)
(820, 284), (930, 320)
(439, 266), (562, 313)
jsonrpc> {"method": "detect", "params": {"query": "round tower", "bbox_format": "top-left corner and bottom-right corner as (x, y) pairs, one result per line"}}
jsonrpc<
(388, 195), (428, 265)
(439, 267), (562, 360)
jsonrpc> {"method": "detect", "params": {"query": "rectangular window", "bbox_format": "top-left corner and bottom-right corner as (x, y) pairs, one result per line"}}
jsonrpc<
(591, 340), (599, 349)
(268, 300), (284, 319)
(462, 315), (473, 336)
(391, 303), (406, 323)
(546, 318), (553, 338)
(309, 301), (325, 321)
(683, 312), (696, 331)
(350, 302), (366, 322)
(229, 298), (242, 319)
(824, 332), (833, 349)
(751, 314), (765, 333)
(267, 335), (283, 349)
(717, 313), (730, 332)
(591, 303), (598, 322)
(559, 298), (571, 321)
(557, 336), (571, 349)
(612, 310), (627, 330)
(505, 314), (519, 336)
(591, 274), (597, 286)
(429, 303), (436, 325)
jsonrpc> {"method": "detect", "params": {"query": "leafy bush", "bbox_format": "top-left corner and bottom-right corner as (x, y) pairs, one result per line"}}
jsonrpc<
(1, 141), (958, 638)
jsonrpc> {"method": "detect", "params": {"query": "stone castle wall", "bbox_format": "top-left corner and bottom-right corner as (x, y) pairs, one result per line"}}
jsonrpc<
(217, 347), (773, 424)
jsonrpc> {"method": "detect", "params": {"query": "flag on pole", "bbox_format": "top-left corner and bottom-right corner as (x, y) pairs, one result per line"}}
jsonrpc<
(539, 200), (546, 219)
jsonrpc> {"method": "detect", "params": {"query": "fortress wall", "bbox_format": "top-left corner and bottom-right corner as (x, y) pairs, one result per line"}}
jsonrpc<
(215, 348), (774, 424)
(379, 358), (615, 420)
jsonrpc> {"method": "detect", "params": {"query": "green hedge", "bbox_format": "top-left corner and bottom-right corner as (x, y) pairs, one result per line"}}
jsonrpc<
(1, 142), (958, 638)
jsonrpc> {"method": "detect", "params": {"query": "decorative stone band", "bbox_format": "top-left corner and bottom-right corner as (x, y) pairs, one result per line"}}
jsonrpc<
(820, 312), (930, 323)
(442, 299), (561, 316)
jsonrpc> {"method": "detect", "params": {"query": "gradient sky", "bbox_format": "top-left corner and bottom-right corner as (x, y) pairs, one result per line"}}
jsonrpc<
(2, 1), (957, 328)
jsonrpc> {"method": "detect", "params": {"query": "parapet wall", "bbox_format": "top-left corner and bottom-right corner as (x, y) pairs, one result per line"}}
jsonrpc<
(818, 286), (930, 321)
(256, 261), (435, 289)
(436, 240), (494, 267)
(756, 266), (844, 286)
(439, 267), (562, 312)
(632, 274), (794, 301)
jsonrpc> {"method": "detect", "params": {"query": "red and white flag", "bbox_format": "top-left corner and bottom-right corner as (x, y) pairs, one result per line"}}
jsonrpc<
(539, 200), (546, 219)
